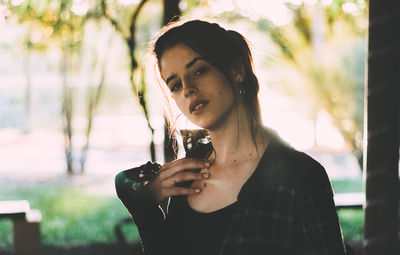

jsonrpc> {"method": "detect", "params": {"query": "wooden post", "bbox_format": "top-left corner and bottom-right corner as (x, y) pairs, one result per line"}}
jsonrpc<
(363, 0), (400, 254)
(13, 219), (41, 255)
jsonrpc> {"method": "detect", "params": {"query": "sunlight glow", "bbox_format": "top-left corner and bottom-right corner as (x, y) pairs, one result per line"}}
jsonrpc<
(271, 114), (315, 150)
(0, 5), (11, 22)
(259, 92), (315, 150)
(321, 0), (332, 6)
(285, 0), (303, 6)
(209, 0), (234, 14)
(259, 90), (347, 151)
(30, 28), (42, 43)
(118, 0), (139, 6)
(233, 0), (292, 26)
(316, 110), (345, 149)
(342, 2), (359, 16)
(43, 26), (54, 37)
(71, 0), (90, 16)
(357, 0), (366, 9)
(303, 0), (317, 5)
(11, 0), (23, 6)
(179, 1), (188, 11)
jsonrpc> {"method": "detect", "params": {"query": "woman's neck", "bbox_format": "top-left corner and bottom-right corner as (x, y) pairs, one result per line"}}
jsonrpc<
(207, 107), (269, 167)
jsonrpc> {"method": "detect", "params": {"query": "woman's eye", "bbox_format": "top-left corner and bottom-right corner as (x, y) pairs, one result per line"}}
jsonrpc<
(170, 82), (181, 92)
(194, 67), (208, 76)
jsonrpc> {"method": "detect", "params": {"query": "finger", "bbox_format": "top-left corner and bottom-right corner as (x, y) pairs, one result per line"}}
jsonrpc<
(173, 172), (209, 184)
(166, 175), (177, 187)
(159, 174), (178, 188)
(159, 158), (210, 179)
(161, 172), (207, 188)
(169, 187), (201, 197)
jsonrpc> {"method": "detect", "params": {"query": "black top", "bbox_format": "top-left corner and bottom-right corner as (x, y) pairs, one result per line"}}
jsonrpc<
(115, 129), (348, 255)
(163, 195), (238, 255)
(183, 199), (238, 255)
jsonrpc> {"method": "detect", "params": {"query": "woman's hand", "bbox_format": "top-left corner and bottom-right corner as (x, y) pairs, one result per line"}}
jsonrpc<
(145, 158), (211, 203)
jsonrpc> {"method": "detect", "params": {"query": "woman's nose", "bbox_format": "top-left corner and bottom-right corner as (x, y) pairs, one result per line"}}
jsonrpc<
(183, 82), (197, 97)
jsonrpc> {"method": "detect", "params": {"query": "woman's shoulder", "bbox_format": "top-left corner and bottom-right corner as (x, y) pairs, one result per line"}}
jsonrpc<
(257, 130), (332, 194)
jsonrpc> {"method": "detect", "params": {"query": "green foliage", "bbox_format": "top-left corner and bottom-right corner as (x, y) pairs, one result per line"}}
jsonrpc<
(256, 18), (296, 61)
(332, 176), (363, 193)
(7, 0), (83, 50)
(338, 209), (364, 242)
(0, 184), (139, 248)
(269, 2), (366, 154)
(302, 40), (365, 152)
(0, 221), (12, 248)
(332, 176), (364, 243)
(0, 181), (364, 248)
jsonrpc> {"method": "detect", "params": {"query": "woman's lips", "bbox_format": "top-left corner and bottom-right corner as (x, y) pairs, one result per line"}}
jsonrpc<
(189, 100), (209, 114)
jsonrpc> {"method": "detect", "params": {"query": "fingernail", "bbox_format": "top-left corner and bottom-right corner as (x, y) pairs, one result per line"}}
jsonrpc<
(204, 162), (210, 167)
(195, 189), (201, 193)
(203, 173), (209, 178)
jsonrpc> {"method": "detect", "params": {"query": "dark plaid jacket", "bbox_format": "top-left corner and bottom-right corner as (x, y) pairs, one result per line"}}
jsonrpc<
(115, 130), (347, 255)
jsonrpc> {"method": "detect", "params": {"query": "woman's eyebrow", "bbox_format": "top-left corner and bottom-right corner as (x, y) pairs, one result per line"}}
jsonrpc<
(185, 57), (205, 69)
(165, 74), (177, 86)
(165, 57), (205, 85)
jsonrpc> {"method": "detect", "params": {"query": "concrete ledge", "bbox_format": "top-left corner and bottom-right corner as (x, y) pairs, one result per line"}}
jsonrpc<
(335, 193), (365, 209)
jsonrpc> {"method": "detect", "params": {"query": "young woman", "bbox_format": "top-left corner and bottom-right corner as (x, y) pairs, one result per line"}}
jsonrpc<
(115, 19), (348, 255)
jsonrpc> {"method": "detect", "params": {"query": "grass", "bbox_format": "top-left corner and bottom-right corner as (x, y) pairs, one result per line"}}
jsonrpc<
(0, 175), (365, 248)
(0, 183), (139, 248)
(337, 209), (364, 243)
(332, 175), (364, 243)
(331, 176), (364, 194)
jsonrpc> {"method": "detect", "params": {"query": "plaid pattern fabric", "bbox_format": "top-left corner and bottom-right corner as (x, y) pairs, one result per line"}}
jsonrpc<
(217, 137), (347, 255)
(115, 132), (347, 255)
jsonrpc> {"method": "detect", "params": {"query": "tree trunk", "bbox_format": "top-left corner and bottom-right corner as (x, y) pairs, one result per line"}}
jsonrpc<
(163, 0), (180, 25)
(101, 0), (156, 162)
(162, 0), (180, 163)
(127, 0), (156, 162)
(363, 1), (400, 254)
(61, 45), (74, 174)
(22, 47), (33, 134)
(79, 29), (113, 173)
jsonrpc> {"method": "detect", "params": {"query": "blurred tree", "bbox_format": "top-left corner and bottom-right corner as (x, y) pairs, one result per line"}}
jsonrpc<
(5, 0), (168, 172)
(269, 1), (366, 160)
(101, 0), (157, 162)
(162, 0), (181, 164)
(22, 33), (33, 134)
(286, 1), (365, 160)
(79, 23), (114, 173)
(163, 0), (180, 25)
(227, 0), (367, 162)
(5, 0), (109, 173)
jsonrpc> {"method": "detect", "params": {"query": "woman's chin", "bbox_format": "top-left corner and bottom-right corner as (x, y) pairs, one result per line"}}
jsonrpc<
(189, 120), (212, 130)
(194, 121), (223, 132)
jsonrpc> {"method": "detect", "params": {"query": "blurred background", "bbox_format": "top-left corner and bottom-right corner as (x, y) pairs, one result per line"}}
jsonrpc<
(0, 0), (366, 254)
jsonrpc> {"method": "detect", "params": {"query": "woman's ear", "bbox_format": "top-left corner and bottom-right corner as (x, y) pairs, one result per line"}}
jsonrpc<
(232, 61), (245, 83)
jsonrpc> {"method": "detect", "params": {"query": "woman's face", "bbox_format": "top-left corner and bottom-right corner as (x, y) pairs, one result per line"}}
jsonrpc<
(160, 43), (238, 131)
